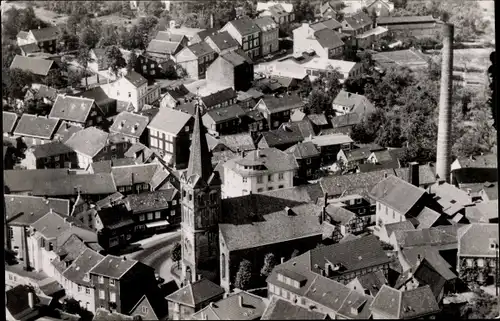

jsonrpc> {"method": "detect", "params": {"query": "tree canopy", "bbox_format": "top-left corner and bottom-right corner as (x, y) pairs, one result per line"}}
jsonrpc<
(234, 259), (253, 290)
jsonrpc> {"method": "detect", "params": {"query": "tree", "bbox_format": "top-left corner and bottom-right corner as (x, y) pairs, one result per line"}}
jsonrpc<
(24, 97), (50, 116)
(106, 46), (127, 77)
(171, 242), (182, 269)
(97, 25), (120, 48)
(77, 47), (94, 89)
(67, 70), (84, 89)
(294, 0), (315, 22)
(307, 89), (331, 115)
(234, 259), (253, 290)
(127, 50), (138, 73)
(144, 0), (167, 18)
(3, 69), (36, 100)
(260, 253), (277, 277)
(2, 40), (21, 69)
(57, 28), (80, 52)
(2, 6), (47, 40)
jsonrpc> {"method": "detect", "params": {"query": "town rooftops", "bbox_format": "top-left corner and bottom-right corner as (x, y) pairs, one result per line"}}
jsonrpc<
(32, 173), (117, 196)
(32, 141), (74, 159)
(384, 221), (415, 239)
(311, 133), (353, 147)
(53, 121), (83, 143)
(203, 104), (246, 125)
(89, 255), (143, 279)
(201, 87), (237, 108)
(192, 290), (268, 320)
(10, 55), (54, 76)
(261, 184), (324, 203)
(285, 141), (320, 159)
(219, 133), (256, 152)
(166, 278), (224, 307)
(31, 210), (85, 240)
(224, 147), (298, 176)
(124, 70), (148, 88)
(261, 296), (327, 320)
(354, 270), (387, 296)
(226, 17), (260, 35)
(148, 107), (192, 135)
(302, 57), (358, 74)
(62, 248), (104, 287)
(258, 94), (305, 113)
(286, 120), (316, 138)
(377, 15), (437, 25)
(5, 194), (70, 226)
(253, 16), (278, 30)
(13, 114), (59, 139)
(257, 1), (294, 13)
(79, 86), (115, 106)
(259, 127), (304, 148)
(454, 154), (497, 169)
(371, 285), (440, 319)
(343, 11), (372, 30)
(184, 41), (215, 58)
(394, 164), (437, 187)
(333, 90), (376, 115)
(219, 203), (323, 251)
(369, 175), (427, 215)
(205, 31), (239, 51)
(320, 168), (395, 196)
(307, 113), (329, 126)
(111, 163), (160, 187)
(156, 31), (186, 42)
(64, 126), (109, 158)
(458, 223), (499, 257)
(372, 49), (430, 69)
(311, 18), (343, 31)
(125, 189), (177, 213)
(314, 28), (344, 49)
(49, 95), (96, 123)
(402, 246), (457, 281)
(220, 48), (253, 66)
(110, 111), (150, 138)
(325, 205), (356, 225)
(195, 28), (218, 42)
(3, 111), (18, 133)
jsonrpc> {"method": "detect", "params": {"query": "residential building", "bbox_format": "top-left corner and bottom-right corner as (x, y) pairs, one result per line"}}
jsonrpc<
(261, 296), (329, 320)
(9, 55), (57, 77)
(254, 94), (305, 129)
(366, 0), (395, 17)
(24, 84), (57, 105)
(202, 104), (247, 137)
(109, 111), (150, 144)
(378, 220), (415, 244)
(102, 71), (160, 112)
(257, 2), (296, 26)
(310, 133), (354, 163)
(160, 85), (196, 109)
(111, 163), (161, 195)
(147, 107), (194, 168)
(4, 168), (72, 195)
(191, 290), (268, 320)
(321, 204), (365, 243)
(166, 279), (225, 320)
(13, 114), (59, 147)
(340, 11), (388, 48)
(332, 90), (376, 117)
(191, 28), (218, 45)
(52, 121), (83, 143)
(336, 146), (373, 171)
(261, 184), (324, 204)
(253, 17), (279, 57)
(94, 204), (135, 249)
(175, 41), (217, 80)
(89, 47), (112, 72)
(25, 141), (77, 169)
(89, 254), (162, 314)
(16, 27), (59, 54)
(64, 127), (131, 170)
(257, 126), (304, 150)
(206, 49), (254, 91)
(79, 86), (118, 118)
(49, 95), (107, 128)
(204, 31), (240, 55)
(167, 24), (205, 42)
(19, 42), (41, 56)
(377, 15), (441, 38)
(221, 17), (261, 60)
(457, 223), (499, 285)
(346, 270), (387, 297)
(293, 23), (345, 59)
(370, 285), (440, 319)
(320, 1), (344, 19)
(146, 31), (188, 62)
(328, 112), (362, 135)
(451, 153), (497, 171)
(285, 141), (321, 180)
(3, 111), (19, 137)
(466, 200), (498, 223)
(325, 193), (376, 226)
(245, 109), (267, 135)
(222, 148), (298, 198)
(128, 294), (169, 321)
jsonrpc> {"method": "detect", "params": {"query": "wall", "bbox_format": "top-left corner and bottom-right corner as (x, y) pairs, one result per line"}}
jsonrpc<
(168, 301), (195, 320)
(222, 167), (294, 198)
(260, 28), (279, 56)
(207, 58), (235, 92)
(375, 202), (406, 228)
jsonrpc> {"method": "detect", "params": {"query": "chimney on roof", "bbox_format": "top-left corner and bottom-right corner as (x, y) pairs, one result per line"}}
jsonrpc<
(384, 173), (388, 179)
(28, 292), (35, 309)
(210, 13), (214, 29)
(281, 257), (285, 264)
(408, 162), (419, 187)
(238, 295), (243, 308)
(417, 254), (422, 266)
(123, 256), (127, 261)
(197, 274), (202, 281)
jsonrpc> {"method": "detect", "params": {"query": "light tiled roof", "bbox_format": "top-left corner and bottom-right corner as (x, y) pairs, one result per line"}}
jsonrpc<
(355, 270), (387, 296)
(125, 189), (177, 213)
(64, 127), (109, 158)
(110, 111), (150, 138)
(166, 278), (224, 307)
(224, 148), (298, 175)
(3, 111), (18, 133)
(465, 200), (498, 223)
(220, 48), (253, 66)
(377, 15), (436, 25)
(155, 31), (186, 42)
(343, 11), (372, 30)
(32, 141), (74, 159)
(30, 26), (59, 42)
(259, 94), (304, 113)
(307, 113), (328, 126)
(205, 31), (239, 51)
(185, 41), (215, 58)
(454, 154), (497, 169)
(414, 207), (441, 229)
(458, 223), (498, 257)
(314, 28), (344, 49)
(402, 246), (457, 281)
(311, 18), (343, 31)
(287, 120), (316, 138)
(147, 39), (181, 55)
(10, 55), (54, 76)
(384, 221), (415, 239)
(325, 204), (356, 225)
(5, 195), (69, 226)
(320, 168), (395, 196)
(148, 108), (192, 135)
(333, 90), (376, 116)
(192, 291), (268, 320)
(311, 133), (353, 147)
(203, 104), (246, 125)
(124, 70), (148, 88)
(226, 17), (260, 35)
(13, 114), (59, 139)
(394, 164), (437, 186)
(253, 16), (278, 30)
(261, 296), (327, 320)
(4, 168), (70, 193)
(260, 127), (304, 148)
(260, 184), (324, 203)
(49, 95), (96, 123)
(89, 255), (142, 279)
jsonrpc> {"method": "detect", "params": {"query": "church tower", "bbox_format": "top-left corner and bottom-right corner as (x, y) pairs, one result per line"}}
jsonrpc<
(180, 101), (222, 284)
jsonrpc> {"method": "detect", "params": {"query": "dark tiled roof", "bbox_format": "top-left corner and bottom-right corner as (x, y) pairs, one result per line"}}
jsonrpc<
(192, 291), (267, 320)
(220, 48), (253, 66)
(166, 278), (224, 307)
(201, 87), (237, 109)
(32, 141), (74, 158)
(314, 28), (344, 49)
(186, 41), (215, 58)
(30, 26), (59, 42)
(330, 112), (361, 128)
(384, 221), (415, 238)
(227, 17), (260, 35)
(402, 246), (457, 281)
(358, 160), (400, 173)
(285, 141), (320, 159)
(311, 18), (343, 31)
(90, 255), (144, 279)
(260, 184), (324, 203)
(224, 147), (298, 175)
(165, 85), (193, 101)
(5, 195), (69, 225)
(369, 175), (426, 215)
(93, 309), (134, 321)
(49, 95), (95, 123)
(63, 248), (105, 287)
(195, 28), (218, 41)
(205, 31), (239, 51)
(414, 207), (441, 229)
(253, 16), (277, 30)
(453, 168), (498, 186)
(411, 258), (447, 299)
(32, 173), (116, 196)
(219, 133), (255, 152)
(53, 121), (83, 143)
(260, 94), (305, 113)
(147, 39), (181, 55)
(370, 285), (401, 317)
(261, 296), (327, 320)
(393, 227), (458, 249)
(333, 90), (376, 116)
(203, 104), (246, 125)
(124, 70), (148, 88)
(126, 189), (177, 213)
(320, 168), (395, 196)
(341, 147), (371, 162)
(454, 154), (497, 168)
(64, 127), (109, 157)
(4, 168), (70, 193)
(400, 286), (440, 318)
(355, 270), (387, 296)
(148, 108), (192, 135)
(10, 55), (54, 76)
(325, 204), (356, 225)
(79, 86), (115, 108)
(13, 114), (59, 139)
(110, 111), (150, 138)
(6, 285), (41, 319)
(3, 111), (18, 133)
(377, 15), (437, 25)
(260, 127), (304, 148)
(111, 163), (160, 187)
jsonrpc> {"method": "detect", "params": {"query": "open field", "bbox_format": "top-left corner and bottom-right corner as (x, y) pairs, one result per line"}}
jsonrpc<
(1, 1), (68, 25)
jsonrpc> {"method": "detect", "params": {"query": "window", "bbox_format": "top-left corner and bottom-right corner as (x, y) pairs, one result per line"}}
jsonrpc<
(268, 187), (273, 191)
(142, 306), (149, 314)
(151, 69), (156, 75)
(277, 273), (284, 282)
(477, 259), (484, 267)
(306, 158), (312, 165)
(97, 116), (102, 122)
(117, 91), (120, 96)
(278, 185), (284, 189)
(83, 273), (90, 282)
(128, 92), (131, 98)
(268, 174), (273, 182)
(174, 303), (180, 312)
(147, 213), (153, 220)
(257, 176), (263, 184)
(257, 188), (263, 192)
(110, 279), (115, 286)
(155, 211), (161, 219)
(171, 210), (176, 216)
(150, 138), (158, 148)
(109, 292), (116, 302)
(242, 177), (247, 183)
(143, 65), (147, 71)
(306, 169), (312, 176)
(78, 285), (82, 292)
(185, 126), (190, 132)
(490, 259), (496, 267)
(278, 173), (284, 180)
(467, 259), (473, 267)
(99, 290), (105, 299)
(85, 287), (91, 294)
(172, 200), (177, 205)
(98, 276), (104, 284)
(221, 253), (226, 279)
(139, 214), (145, 222)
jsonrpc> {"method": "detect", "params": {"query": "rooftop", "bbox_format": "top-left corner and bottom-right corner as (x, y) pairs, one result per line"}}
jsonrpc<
(454, 154), (497, 168)
(13, 114), (59, 139)
(125, 189), (177, 213)
(185, 41), (215, 58)
(260, 127), (305, 148)
(314, 28), (344, 49)
(64, 127), (109, 158)
(3, 111), (18, 133)
(201, 87), (237, 108)
(111, 163), (160, 187)
(261, 296), (327, 320)
(205, 31), (239, 51)
(377, 15), (437, 25)
(124, 70), (148, 88)
(259, 94), (305, 113)
(311, 133), (353, 147)
(220, 48), (253, 66)
(147, 39), (182, 55)
(109, 111), (150, 138)
(260, 183), (324, 203)
(333, 90), (376, 116)
(4, 168), (70, 193)
(226, 17), (260, 36)
(285, 141), (321, 159)
(89, 255), (142, 279)
(62, 248), (104, 287)
(32, 141), (74, 159)
(32, 173), (116, 196)
(49, 95), (96, 123)
(224, 148), (298, 176)
(458, 223), (499, 257)
(192, 291), (268, 320)
(5, 194), (70, 226)
(166, 278), (224, 307)
(30, 26), (59, 42)
(219, 133), (256, 152)
(10, 55), (54, 76)
(53, 121), (83, 143)
(148, 108), (192, 135)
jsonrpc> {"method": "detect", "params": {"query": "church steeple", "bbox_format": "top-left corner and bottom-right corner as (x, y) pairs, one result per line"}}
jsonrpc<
(187, 101), (213, 182)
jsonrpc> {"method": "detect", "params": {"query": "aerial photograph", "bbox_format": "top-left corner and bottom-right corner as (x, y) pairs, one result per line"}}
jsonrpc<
(2, 0), (498, 320)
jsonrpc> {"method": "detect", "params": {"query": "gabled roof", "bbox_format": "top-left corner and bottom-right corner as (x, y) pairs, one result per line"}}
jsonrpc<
(205, 31), (239, 51)
(330, 112), (361, 128)
(53, 121), (83, 143)
(410, 258), (447, 299)
(10, 55), (54, 76)
(62, 248), (105, 287)
(89, 255), (143, 279)
(13, 114), (59, 139)
(155, 31), (186, 42)
(260, 127), (304, 148)
(340, 146), (372, 162)
(64, 127), (109, 158)
(124, 70), (148, 88)
(285, 141), (320, 159)
(384, 221), (415, 238)
(393, 227), (458, 250)
(458, 223), (498, 257)
(314, 28), (344, 49)
(343, 11), (372, 30)
(414, 207), (442, 229)
(454, 154), (497, 168)
(31, 210), (86, 240)
(394, 164), (437, 187)
(32, 84), (58, 101)
(111, 163), (160, 187)
(287, 120), (316, 138)
(226, 17), (260, 36)
(19, 42), (40, 55)
(30, 26), (59, 42)
(17, 31), (30, 40)
(126, 189), (177, 213)
(325, 204), (356, 225)
(148, 108), (192, 135)
(110, 111), (150, 138)
(4, 168), (70, 193)
(6, 285), (41, 320)
(369, 175), (427, 215)
(186, 105), (214, 183)
(166, 278), (224, 307)
(5, 194), (70, 226)
(219, 133), (256, 152)
(3, 111), (19, 133)
(311, 133), (353, 147)
(184, 41), (215, 58)
(465, 200), (498, 223)
(253, 16), (278, 31)
(201, 87), (237, 108)
(220, 48), (253, 66)
(312, 18), (343, 31)
(320, 168), (395, 197)
(333, 90), (376, 115)
(32, 141), (74, 158)
(307, 113), (329, 126)
(402, 246), (457, 281)
(261, 296), (327, 320)
(147, 39), (182, 55)
(258, 94), (305, 113)
(192, 291), (268, 320)
(257, 1), (294, 13)
(195, 28), (218, 42)
(355, 270), (387, 296)
(32, 173), (117, 196)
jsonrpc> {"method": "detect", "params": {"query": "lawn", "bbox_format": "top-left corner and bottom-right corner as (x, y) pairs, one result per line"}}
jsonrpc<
(94, 14), (141, 30)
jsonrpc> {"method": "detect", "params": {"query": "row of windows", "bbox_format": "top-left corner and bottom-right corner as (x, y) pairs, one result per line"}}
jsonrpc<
(466, 258), (496, 268)
(244, 172), (285, 184)
(99, 289), (116, 302)
(277, 273), (301, 288)
(150, 129), (177, 141)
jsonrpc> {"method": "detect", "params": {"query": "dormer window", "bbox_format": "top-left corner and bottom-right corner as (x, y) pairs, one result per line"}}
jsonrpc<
(489, 239), (498, 250)
(83, 273), (90, 282)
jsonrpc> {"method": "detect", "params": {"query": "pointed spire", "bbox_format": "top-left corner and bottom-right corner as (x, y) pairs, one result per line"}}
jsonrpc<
(187, 101), (213, 182)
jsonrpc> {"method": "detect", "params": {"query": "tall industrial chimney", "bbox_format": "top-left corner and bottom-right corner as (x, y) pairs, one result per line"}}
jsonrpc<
(435, 23), (454, 183)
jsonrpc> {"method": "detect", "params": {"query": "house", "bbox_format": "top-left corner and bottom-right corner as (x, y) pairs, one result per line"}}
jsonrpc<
(378, 220), (415, 244)
(16, 27), (59, 53)
(89, 254), (161, 314)
(377, 15), (441, 38)
(202, 104), (247, 137)
(3, 111), (19, 137)
(13, 114), (59, 147)
(109, 111), (150, 144)
(366, 0), (395, 17)
(370, 285), (440, 319)
(253, 17), (279, 57)
(285, 141), (321, 180)
(111, 163), (160, 195)
(300, 58), (364, 82)
(465, 200), (498, 223)
(101, 71), (160, 112)
(160, 85), (196, 109)
(222, 148), (298, 198)
(336, 146), (373, 171)
(4, 168), (72, 195)
(451, 153), (497, 171)
(135, 53), (175, 80)
(332, 90), (376, 117)
(340, 11), (382, 48)
(64, 127), (131, 169)
(320, 1), (344, 19)
(324, 194), (376, 227)
(167, 25), (205, 42)
(457, 223), (498, 285)
(346, 270), (387, 297)
(147, 107), (194, 168)
(6, 285), (43, 321)
(166, 278), (225, 320)
(10, 55), (57, 77)
(175, 41), (217, 80)
(254, 94), (305, 129)
(390, 226), (459, 253)
(257, 126), (305, 151)
(146, 31), (188, 62)
(79, 86), (118, 118)
(219, 203), (324, 291)
(427, 180), (473, 219)
(49, 95), (107, 128)
(204, 31), (240, 55)
(310, 133), (353, 163)
(372, 49), (430, 71)
(128, 294), (169, 321)
(94, 204), (135, 249)
(201, 87), (238, 111)
(206, 49), (254, 91)
(257, 2), (296, 26)
(19, 42), (41, 56)
(191, 28), (218, 45)
(24, 84), (57, 104)
(321, 204), (365, 243)
(191, 290), (268, 320)
(221, 17), (261, 60)
(293, 23), (345, 59)
(262, 296), (329, 320)
(366, 148), (405, 167)
(26, 141), (77, 169)
(126, 188), (180, 235)
(124, 143), (159, 166)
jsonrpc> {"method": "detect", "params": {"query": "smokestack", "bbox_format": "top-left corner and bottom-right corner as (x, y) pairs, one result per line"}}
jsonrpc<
(28, 292), (35, 309)
(408, 162), (419, 187)
(436, 23), (454, 183)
